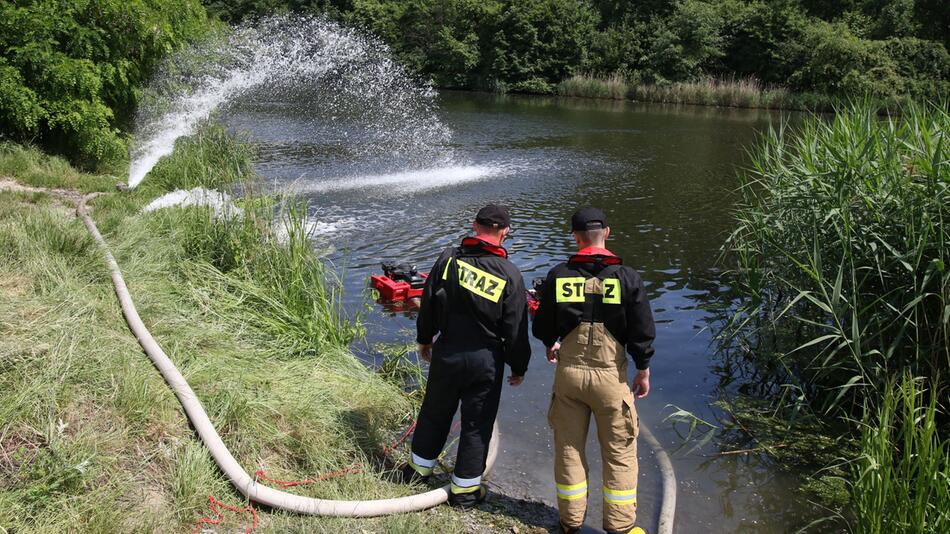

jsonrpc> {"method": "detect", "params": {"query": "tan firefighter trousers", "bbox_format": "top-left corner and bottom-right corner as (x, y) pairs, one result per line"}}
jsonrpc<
(548, 318), (639, 531)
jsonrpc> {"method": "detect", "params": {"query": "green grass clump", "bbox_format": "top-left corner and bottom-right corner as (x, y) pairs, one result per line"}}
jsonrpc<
(723, 102), (949, 532)
(0, 142), (117, 192)
(851, 374), (949, 533)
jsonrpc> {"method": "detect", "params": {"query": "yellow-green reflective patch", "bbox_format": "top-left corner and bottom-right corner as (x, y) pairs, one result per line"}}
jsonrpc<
(602, 278), (621, 304)
(556, 481), (588, 491)
(555, 277), (586, 303)
(603, 486), (636, 496)
(603, 486), (637, 505)
(450, 483), (481, 494)
(557, 490), (588, 500)
(441, 258), (453, 280)
(455, 259), (506, 302)
(604, 494), (637, 505)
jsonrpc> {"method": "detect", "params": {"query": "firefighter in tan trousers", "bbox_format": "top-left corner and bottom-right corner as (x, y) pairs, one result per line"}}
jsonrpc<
(532, 207), (656, 534)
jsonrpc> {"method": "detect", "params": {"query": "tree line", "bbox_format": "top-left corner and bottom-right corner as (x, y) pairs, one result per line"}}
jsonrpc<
(206, 0), (950, 99)
(2, 0), (948, 168)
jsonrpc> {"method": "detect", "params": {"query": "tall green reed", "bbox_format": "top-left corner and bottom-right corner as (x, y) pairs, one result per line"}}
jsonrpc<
(725, 102), (949, 416)
(851, 374), (949, 533)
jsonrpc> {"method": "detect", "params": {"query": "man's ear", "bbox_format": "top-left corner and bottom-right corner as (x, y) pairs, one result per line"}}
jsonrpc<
(604, 227), (611, 240)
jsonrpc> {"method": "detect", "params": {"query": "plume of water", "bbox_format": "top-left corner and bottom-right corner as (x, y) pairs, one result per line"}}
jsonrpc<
(129, 15), (451, 188)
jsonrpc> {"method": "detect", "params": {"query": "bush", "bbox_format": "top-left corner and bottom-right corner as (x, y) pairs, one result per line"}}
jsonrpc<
(0, 0), (210, 169)
(883, 37), (950, 100)
(482, 0), (598, 92)
(791, 22), (904, 98)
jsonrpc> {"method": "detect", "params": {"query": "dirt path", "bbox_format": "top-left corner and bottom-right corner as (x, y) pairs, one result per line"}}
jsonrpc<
(0, 178), (89, 218)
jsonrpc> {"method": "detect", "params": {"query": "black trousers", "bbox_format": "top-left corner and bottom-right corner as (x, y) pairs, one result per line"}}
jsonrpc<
(411, 343), (504, 480)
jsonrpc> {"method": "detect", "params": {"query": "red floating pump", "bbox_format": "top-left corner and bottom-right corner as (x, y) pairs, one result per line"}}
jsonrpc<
(370, 262), (543, 316)
(370, 262), (427, 303)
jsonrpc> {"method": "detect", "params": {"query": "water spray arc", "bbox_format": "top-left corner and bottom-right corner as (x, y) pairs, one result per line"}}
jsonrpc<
(128, 15), (451, 188)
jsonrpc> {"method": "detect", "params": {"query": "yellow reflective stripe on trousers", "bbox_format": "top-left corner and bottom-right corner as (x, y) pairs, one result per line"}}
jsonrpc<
(409, 453), (435, 476)
(556, 480), (588, 500)
(603, 486), (637, 505)
(451, 474), (481, 494)
(450, 483), (481, 494)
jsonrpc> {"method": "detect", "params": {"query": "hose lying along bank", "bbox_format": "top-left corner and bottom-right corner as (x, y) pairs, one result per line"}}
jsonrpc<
(76, 193), (498, 516)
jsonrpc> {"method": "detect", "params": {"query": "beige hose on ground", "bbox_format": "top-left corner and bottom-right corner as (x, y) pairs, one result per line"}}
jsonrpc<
(77, 193), (498, 516)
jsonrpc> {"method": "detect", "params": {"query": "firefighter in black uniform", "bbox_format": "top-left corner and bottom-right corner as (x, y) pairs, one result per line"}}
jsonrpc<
(401, 204), (531, 508)
(532, 207), (655, 534)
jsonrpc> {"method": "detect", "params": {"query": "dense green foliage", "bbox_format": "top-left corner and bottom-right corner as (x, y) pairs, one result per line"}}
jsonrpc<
(0, 0), (210, 169)
(203, 0), (950, 99)
(727, 103), (949, 415)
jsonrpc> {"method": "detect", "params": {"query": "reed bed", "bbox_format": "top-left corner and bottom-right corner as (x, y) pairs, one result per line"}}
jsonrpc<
(724, 102), (949, 531)
(557, 74), (835, 111)
(726, 102), (949, 413)
(557, 73), (628, 100)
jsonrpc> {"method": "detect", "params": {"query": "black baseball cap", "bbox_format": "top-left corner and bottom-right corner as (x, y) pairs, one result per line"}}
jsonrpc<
(475, 204), (511, 228)
(571, 207), (608, 231)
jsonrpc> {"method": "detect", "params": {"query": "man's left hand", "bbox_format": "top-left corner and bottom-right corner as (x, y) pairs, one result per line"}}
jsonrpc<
(508, 375), (524, 386)
(632, 369), (650, 399)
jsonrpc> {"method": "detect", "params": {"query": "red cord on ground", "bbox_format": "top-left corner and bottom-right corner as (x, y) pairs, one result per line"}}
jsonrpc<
(192, 421), (418, 532)
(191, 495), (258, 534)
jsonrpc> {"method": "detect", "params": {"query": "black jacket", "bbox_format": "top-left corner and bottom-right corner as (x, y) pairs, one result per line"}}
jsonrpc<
(532, 250), (656, 370)
(417, 237), (531, 376)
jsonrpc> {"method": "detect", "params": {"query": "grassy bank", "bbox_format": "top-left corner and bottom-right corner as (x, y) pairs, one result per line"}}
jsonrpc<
(0, 135), (545, 532)
(723, 103), (949, 532)
(557, 75), (839, 111)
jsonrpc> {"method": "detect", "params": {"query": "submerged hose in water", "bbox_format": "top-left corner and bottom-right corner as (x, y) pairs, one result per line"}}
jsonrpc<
(76, 193), (498, 516)
(640, 421), (676, 534)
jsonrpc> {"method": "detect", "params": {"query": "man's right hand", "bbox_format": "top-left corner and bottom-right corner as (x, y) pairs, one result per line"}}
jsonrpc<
(418, 343), (433, 363)
(546, 342), (561, 363)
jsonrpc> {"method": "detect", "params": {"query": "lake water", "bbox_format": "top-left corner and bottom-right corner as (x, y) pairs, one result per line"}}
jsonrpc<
(222, 92), (821, 533)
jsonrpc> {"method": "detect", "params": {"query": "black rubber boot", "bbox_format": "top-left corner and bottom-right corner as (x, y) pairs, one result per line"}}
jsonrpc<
(395, 464), (429, 485)
(558, 523), (581, 534)
(448, 486), (488, 509)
